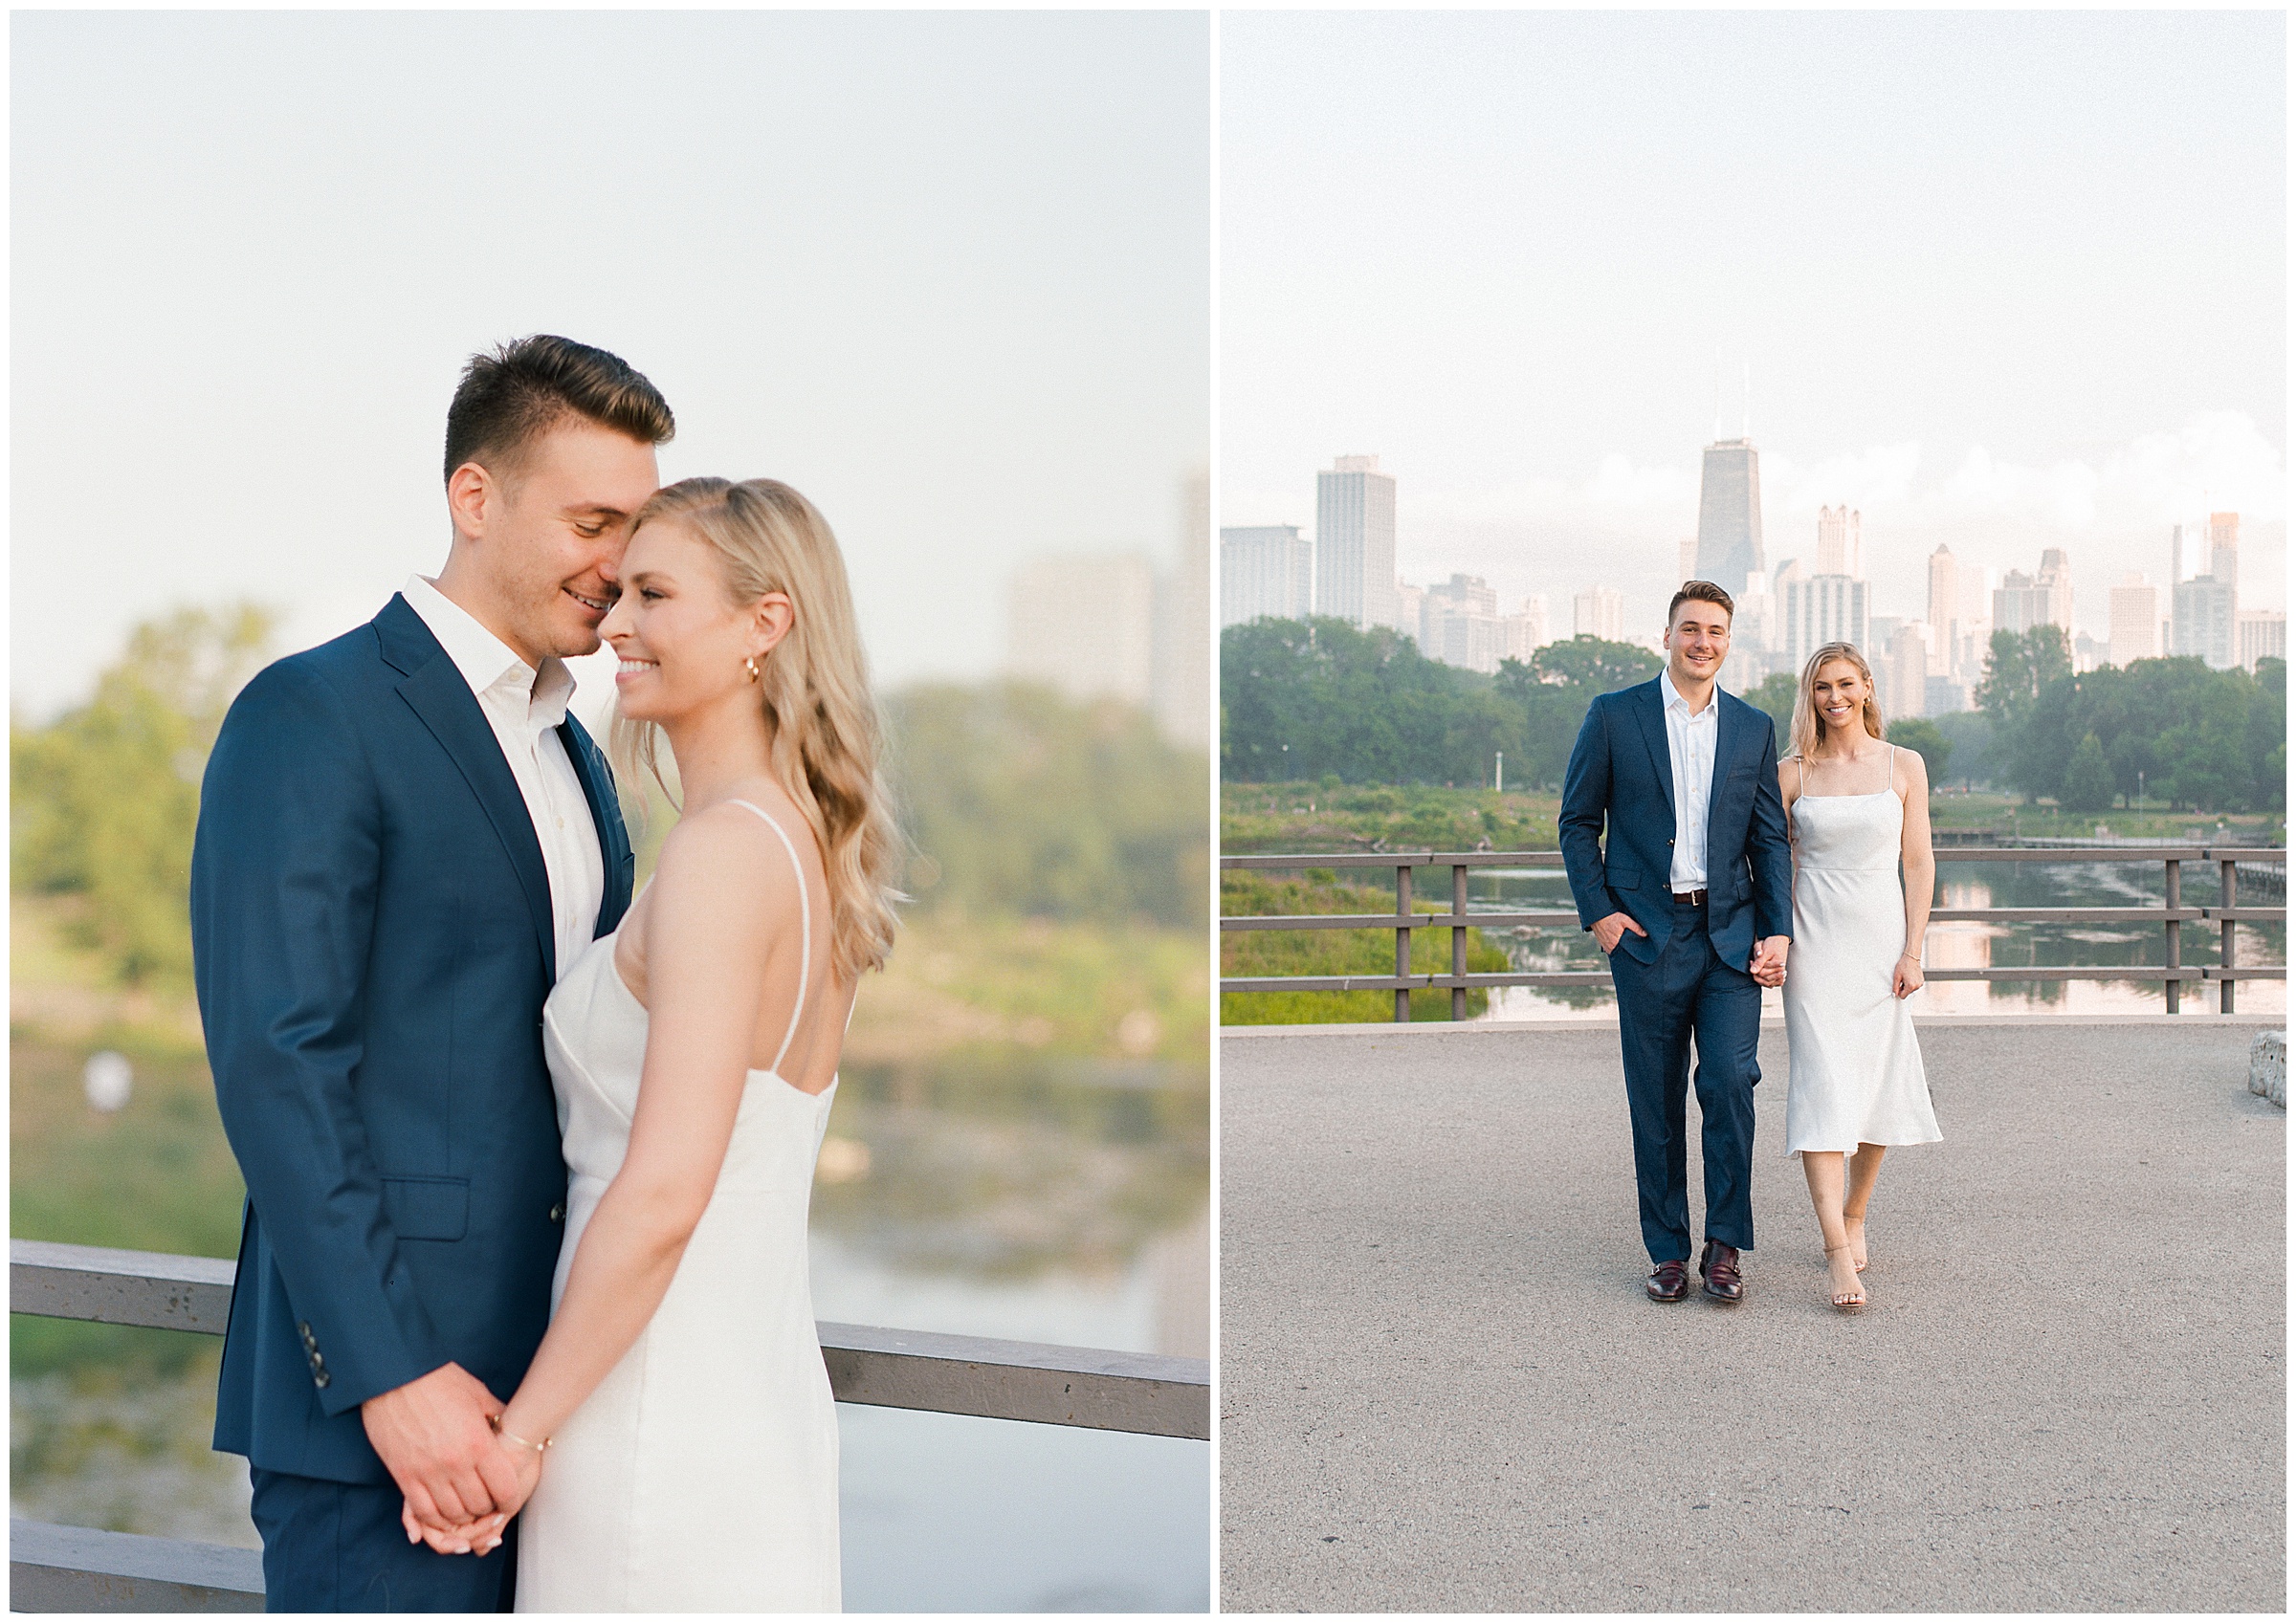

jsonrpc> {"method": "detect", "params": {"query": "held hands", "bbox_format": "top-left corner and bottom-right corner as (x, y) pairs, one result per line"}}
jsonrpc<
(400, 1426), (543, 1556)
(1892, 952), (1926, 999)
(1591, 911), (1646, 954)
(361, 1362), (522, 1553)
(1748, 935), (1790, 988)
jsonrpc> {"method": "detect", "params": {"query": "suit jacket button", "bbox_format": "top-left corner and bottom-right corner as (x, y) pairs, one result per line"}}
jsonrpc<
(549, 1203), (565, 1222)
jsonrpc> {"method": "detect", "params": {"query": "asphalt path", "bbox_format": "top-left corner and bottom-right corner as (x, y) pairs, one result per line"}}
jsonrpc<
(1219, 1020), (2285, 1612)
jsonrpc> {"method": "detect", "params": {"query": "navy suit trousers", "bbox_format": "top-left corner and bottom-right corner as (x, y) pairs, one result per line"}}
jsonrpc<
(249, 1468), (517, 1612)
(1607, 906), (1761, 1263)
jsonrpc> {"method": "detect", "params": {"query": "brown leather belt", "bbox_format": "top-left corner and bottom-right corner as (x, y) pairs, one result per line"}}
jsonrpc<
(1673, 889), (1709, 907)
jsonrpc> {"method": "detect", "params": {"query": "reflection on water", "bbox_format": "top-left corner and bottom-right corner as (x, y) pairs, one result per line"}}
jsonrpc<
(1463, 860), (2285, 1021)
(11, 1058), (1208, 1612)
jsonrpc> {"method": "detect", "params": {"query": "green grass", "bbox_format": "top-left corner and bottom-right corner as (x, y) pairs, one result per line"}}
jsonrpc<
(1220, 870), (1512, 1025)
(1923, 791), (2283, 844)
(1225, 780), (2285, 853)
(1223, 780), (1558, 855)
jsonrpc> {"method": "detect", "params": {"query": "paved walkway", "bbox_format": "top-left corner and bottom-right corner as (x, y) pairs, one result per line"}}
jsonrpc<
(1220, 1020), (2285, 1612)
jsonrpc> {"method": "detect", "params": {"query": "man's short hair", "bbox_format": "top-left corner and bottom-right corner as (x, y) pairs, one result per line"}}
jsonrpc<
(443, 335), (673, 486)
(1667, 580), (1734, 625)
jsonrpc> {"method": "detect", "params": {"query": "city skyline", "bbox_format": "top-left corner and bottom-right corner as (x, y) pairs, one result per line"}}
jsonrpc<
(1223, 10), (2285, 650)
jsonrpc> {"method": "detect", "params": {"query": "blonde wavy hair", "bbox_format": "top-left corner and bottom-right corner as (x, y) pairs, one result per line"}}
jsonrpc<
(611, 476), (902, 981)
(1789, 640), (1886, 763)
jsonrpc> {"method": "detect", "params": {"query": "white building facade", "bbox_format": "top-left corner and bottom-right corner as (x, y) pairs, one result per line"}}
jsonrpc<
(1219, 524), (1313, 627)
(1314, 454), (1398, 632)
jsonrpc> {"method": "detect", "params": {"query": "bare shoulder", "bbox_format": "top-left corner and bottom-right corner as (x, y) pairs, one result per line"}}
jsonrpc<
(651, 797), (803, 927)
(1896, 744), (1930, 795)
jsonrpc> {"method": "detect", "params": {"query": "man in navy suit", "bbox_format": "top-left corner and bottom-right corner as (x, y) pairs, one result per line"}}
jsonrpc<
(191, 336), (669, 1609)
(1559, 581), (1793, 1305)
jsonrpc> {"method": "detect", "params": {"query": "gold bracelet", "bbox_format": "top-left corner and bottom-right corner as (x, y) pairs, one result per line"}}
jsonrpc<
(489, 1415), (551, 1453)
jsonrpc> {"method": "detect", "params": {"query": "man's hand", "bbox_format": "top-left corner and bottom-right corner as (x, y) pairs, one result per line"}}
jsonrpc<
(401, 1432), (542, 1557)
(1749, 935), (1790, 987)
(1591, 911), (1647, 954)
(363, 1362), (520, 1538)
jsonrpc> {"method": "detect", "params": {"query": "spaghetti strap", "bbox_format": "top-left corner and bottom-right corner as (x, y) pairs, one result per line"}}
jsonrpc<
(1796, 756), (1805, 797)
(726, 799), (811, 1074)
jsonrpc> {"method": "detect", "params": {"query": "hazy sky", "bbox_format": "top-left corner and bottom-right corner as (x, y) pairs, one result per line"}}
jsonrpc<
(13, 10), (1208, 720)
(1223, 10), (2285, 643)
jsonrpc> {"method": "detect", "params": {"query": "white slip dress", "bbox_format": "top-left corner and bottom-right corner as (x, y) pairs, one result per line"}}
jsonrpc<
(516, 799), (841, 1612)
(1781, 745), (1944, 1156)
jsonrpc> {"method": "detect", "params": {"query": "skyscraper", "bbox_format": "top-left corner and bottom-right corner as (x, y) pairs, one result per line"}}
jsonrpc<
(2108, 573), (2161, 668)
(1693, 438), (1764, 597)
(1574, 587), (1623, 643)
(1816, 506), (1863, 579)
(2173, 576), (2237, 669)
(2209, 512), (2240, 592)
(1314, 454), (1398, 631)
(2238, 609), (2285, 670)
(2036, 548), (2074, 629)
(1926, 545), (1961, 673)
(1777, 566), (1868, 678)
(1220, 524), (1314, 627)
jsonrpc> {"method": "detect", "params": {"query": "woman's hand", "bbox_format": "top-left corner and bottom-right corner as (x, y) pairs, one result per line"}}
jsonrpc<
(1892, 953), (1925, 999)
(399, 1433), (544, 1556)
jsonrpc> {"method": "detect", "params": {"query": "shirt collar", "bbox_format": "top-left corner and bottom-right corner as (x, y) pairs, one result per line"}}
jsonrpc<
(402, 574), (574, 731)
(1663, 672), (1714, 721)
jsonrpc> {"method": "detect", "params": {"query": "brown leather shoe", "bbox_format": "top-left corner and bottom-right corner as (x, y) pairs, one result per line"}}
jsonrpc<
(1699, 1239), (1744, 1303)
(1646, 1260), (1689, 1302)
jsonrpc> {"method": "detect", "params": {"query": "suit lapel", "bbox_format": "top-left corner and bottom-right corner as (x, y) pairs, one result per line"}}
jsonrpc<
(381, 599), (559, 982)
(1631, 678), (1676, 822)
(1706, 691), (1739, 873)
(562, 714), (633, 937)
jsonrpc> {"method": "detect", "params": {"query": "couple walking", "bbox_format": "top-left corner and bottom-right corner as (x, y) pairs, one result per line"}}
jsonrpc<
(192, 335), (895, 1610)
(1559, 581), (1943, 1313)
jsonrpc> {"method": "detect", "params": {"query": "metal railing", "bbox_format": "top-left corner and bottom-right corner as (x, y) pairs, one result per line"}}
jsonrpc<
(1220, 845), (2286, 1020)
(10, 1239), (1208, 1611)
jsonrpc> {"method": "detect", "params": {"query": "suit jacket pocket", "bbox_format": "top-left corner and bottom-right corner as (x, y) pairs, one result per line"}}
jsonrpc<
(382, 1175), (469, 1241)
(1606, 861), (1644, 891)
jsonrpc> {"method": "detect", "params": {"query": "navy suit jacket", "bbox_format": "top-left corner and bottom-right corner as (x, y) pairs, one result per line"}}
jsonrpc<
(1557, 677), (1793, 973)
(191, 594), (634, 1486)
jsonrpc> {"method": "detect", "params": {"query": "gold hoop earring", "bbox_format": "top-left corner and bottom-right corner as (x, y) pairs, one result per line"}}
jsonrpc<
(744, 655), (762, 683)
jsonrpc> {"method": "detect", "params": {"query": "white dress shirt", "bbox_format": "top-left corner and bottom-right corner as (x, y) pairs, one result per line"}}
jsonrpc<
(403, 575), (606, 982)
(1663, 673), (1717, 892)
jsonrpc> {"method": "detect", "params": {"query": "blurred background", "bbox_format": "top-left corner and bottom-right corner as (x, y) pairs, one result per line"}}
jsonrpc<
(11, 11), (1209, 1611)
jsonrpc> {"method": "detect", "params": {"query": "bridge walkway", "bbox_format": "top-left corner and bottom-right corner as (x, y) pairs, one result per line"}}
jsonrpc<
(1219, 1018), (2285, 1612)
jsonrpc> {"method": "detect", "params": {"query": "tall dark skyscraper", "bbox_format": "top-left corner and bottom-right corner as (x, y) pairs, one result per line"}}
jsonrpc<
(1693, 438), (1764, 598)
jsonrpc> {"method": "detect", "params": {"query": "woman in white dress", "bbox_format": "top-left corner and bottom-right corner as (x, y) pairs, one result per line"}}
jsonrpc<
(405, 477), (899, 1608)
(1777, 641), (1942, 1313)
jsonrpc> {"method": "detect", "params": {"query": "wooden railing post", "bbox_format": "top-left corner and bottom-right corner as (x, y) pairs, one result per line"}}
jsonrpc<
(1395, 863), (1413, 1023)
(1451, 863), (1468, 1021)
(2164, 858), (2182, 1014)
(2221, 856), (2239, 1014)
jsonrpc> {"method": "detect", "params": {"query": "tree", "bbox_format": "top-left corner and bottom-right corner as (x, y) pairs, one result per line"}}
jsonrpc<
(1975, 625), (2073, 801)
(12, 603), (276, 983)
(887, 680), (1207, 929)
(1885, 716), (1953, 782)
(1975, 625), (2071, 731)
(2060, 732), (2114, 813)
(1745, 672), (1798, 745)
(1930, 712), (1997, 789)
(1528, 635), (1663, 694)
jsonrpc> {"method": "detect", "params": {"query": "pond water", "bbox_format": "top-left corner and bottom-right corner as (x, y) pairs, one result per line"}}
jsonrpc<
(1462, 857), (2285, 1022)
(11, 1064), (1210, 1612)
